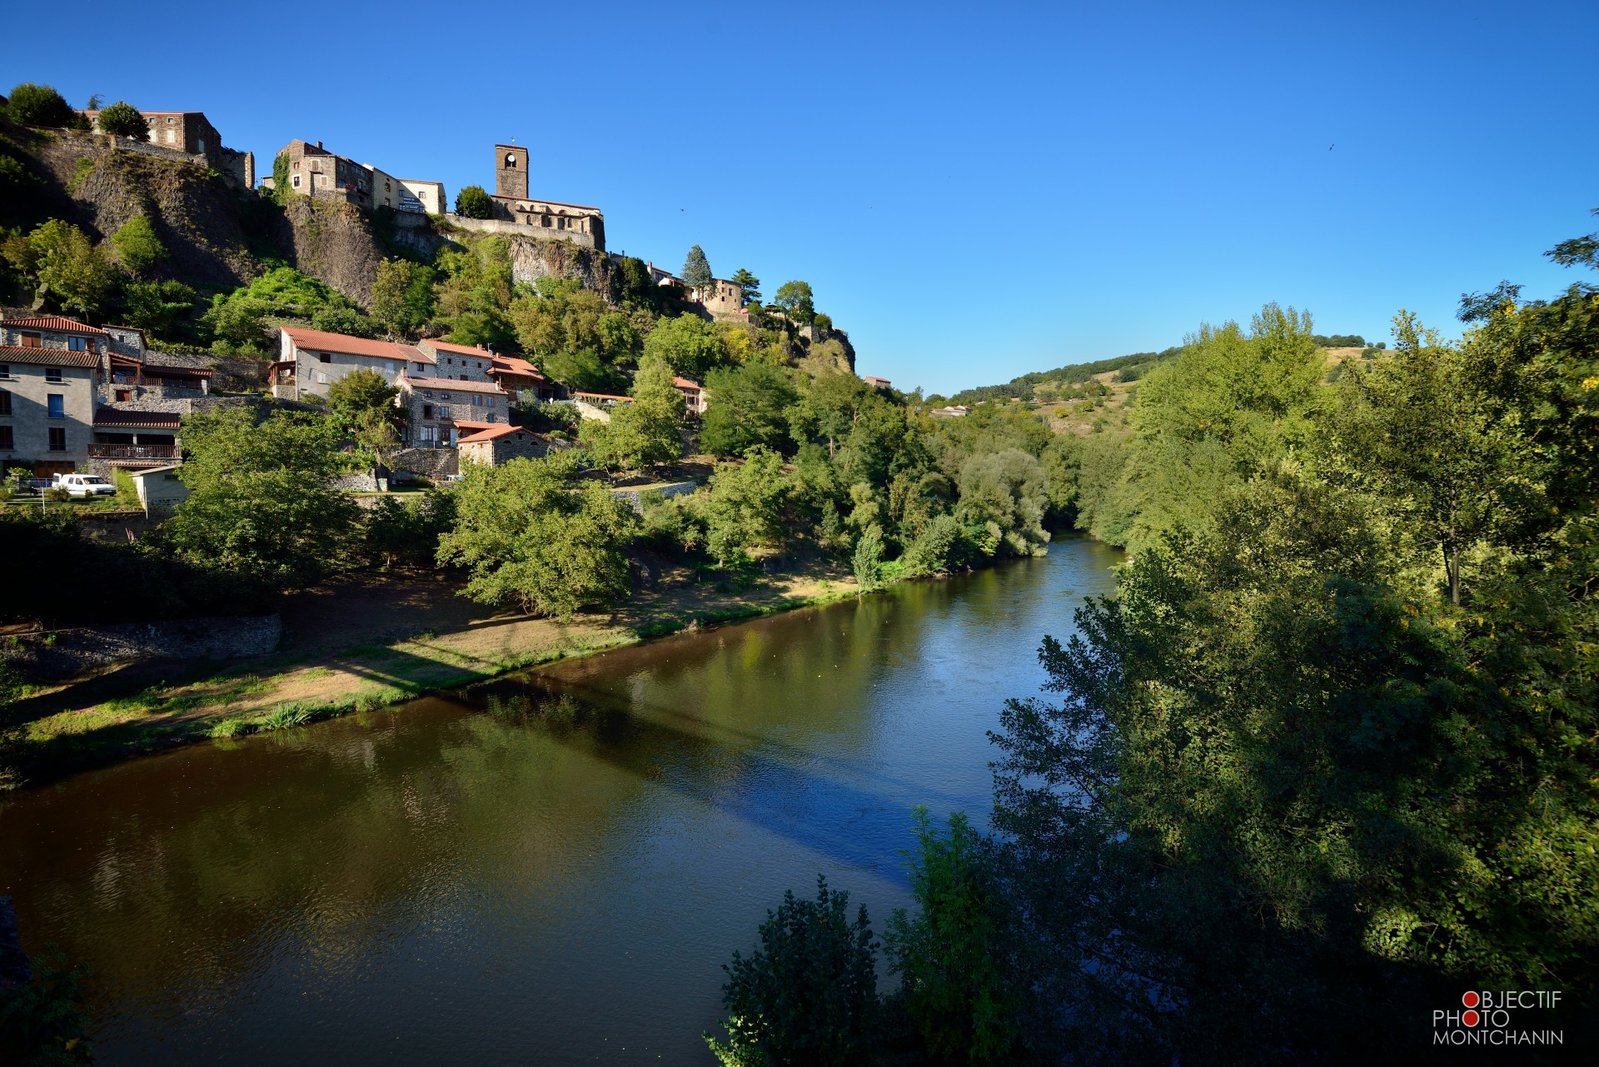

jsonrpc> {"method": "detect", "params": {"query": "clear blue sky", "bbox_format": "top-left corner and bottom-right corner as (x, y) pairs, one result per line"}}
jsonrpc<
(11, 1), (1596, 395)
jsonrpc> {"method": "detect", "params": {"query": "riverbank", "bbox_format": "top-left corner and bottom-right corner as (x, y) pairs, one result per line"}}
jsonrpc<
(1, 556), (859, 791)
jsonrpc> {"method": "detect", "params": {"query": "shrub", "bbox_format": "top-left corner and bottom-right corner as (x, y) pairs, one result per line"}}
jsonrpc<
(95, 101), (148, 139)
(455, 185), (493, 219)
(4, 83), (77, 128)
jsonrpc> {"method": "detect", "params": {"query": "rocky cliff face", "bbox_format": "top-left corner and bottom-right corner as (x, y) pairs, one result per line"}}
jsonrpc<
(502, 234), (617, 296)
(274, 197), (385, 306)
(29, 130), (262, 290)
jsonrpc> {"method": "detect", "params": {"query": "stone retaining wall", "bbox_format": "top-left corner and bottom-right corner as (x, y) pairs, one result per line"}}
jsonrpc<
(3, 614), (283, 683)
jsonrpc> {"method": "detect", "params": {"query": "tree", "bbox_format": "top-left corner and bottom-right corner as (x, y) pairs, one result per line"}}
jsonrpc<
(886, 809), (1019, 1064)
(436, 453), (638, 618)
(20, 220), (119, 319)
(111, 215), (165, 275)
(124, 279), (197, 337)
(700, 362), (800, 457)
(4, 83), (77, 128)
(203, 266), (371, 355)
(701, 447), (788, 566)
(579, 356), (684, 471)
(326, 368), (404, 481)
(730, 268), (761, 306)
(954, 449), (1050, 558)
(682, 244), (713, 291)
(705, 877), (880, 1067)
(774, 280), (816, 324)
(455, 185), (493, 219)
(157, 408), (357, 588)
(641, 313), (728, 381)
(1327, 311), (1516, 605)
(96, 101), (149, 139)
(369, 259), (436, 338)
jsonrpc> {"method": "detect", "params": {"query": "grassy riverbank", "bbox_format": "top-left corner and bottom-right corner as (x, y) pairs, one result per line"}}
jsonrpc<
(1, 557), (859, 791)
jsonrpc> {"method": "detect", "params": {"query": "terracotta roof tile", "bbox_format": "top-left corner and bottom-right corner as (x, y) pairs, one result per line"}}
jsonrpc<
(458, 424), (529, 444)
(489, 355), (545, 380)
(420, 338), (495, 357)
(94, 409), (182, 428)
(0, 347), (100, 368)
(280, 326), (429, 364)
(1, 316), (109, 335)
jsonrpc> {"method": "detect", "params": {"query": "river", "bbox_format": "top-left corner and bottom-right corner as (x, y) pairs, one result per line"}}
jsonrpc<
(0, 537), (1119, 1064)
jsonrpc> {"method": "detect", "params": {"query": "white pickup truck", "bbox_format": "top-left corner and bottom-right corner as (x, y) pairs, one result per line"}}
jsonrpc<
(52, 473), (117, 498)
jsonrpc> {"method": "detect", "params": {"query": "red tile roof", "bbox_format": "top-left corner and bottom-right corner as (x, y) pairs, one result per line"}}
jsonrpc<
(489, 355), (545, 380)
(1, 316), (109, 336)
(420, 338), (495, 357)
(452, 420), (499, 433)
(672, 376), (702, 390)
(399, 375), (508, 395)
(280, 326), (429, 364)
(458, 424), (530, 444)
(0, 346), (100, 368)
(94, 409), (182, 428)
(491, 195), (603, 212)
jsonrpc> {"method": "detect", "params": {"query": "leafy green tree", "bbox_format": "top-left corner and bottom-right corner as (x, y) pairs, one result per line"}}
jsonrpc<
(363, 489), (456, 569)
(730, 268), (761, 306)
(369, 259), (436, 338)
(4, 83), (77, 128)
(123, 279), (197, 337)
(579, 356), (684, 471)
(851, 525), (884, 591)
(641, 312), (729, 381)
(682, 244), (713, 291)
(111, 215), (165, 275)
(702, 447), (788, 566)
(158, 408), (357, 588)
(886, 809), (1019, 1065)
(436, 453), (638, 617)
(270, 151), (291, 204)
(326, 368), (404, 481)
(700, 362), (800, 457)
(1327, 311), (1517, 604)
(705, 877), (880, 1067)
(774, 280), (816, 324)
(510, 277), (639, 388)
(454, 184), (494, 219)
(95, 100), (149, 139)
(204, 266), (372, 355)
(954, 449), (1050, 558)
(19, 220), (119, 319)
(433, 235), (514, 349)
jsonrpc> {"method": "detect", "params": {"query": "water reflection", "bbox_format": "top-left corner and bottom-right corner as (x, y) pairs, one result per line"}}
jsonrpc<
(0, 538), (1119, 1065)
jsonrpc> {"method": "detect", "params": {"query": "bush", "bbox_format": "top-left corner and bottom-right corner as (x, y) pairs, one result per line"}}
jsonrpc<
(95, 101), (149, 139)
(111, 215), (165, 274)
(4, 83), (77, 128)
(455, 185), (493, 219)
(705, 877), (880, 1067)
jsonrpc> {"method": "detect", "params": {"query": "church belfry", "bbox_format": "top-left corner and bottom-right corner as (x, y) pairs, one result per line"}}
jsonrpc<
(495, 144), (528, 200)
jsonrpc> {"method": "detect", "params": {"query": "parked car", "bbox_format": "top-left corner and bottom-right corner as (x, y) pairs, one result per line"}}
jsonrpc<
(51, 473), (117, 498)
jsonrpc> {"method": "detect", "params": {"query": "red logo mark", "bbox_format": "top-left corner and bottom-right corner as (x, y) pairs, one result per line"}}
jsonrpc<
(1463, 1010), (1480, 1027)
(1462, 991), (1480, 1009)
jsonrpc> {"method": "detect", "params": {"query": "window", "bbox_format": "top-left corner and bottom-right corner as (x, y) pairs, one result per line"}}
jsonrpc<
(115, 388), (132, 402)
(47, 394), (64, 418)
(20, 333), (41, 349)
(0, 389), (9, 415)
(422, 404), (434, 420)
(68, 336), (87, 351)
(0, 427), (11, 450)
(318, 353), (331, 363)
(48, 428), (66, 452)
(292, 175), (301, 188)
(441, 393), (451, 401)
(46, 367), (63, 383)
(472, 395), (481, 407)
(487, 397), (496, 409)
(0, 365), (9, 378)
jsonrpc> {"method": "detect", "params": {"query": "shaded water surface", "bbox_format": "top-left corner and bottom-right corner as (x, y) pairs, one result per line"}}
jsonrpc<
(0, 539), (1118, 1064)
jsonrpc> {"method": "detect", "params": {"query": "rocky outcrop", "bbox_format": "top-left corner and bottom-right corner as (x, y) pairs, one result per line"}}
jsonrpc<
(275, 197), (385, 306)
(31, 131), (262, 290)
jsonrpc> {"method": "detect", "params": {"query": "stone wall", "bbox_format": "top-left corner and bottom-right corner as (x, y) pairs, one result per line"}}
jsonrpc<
(445, 215), (596, 249)
(3, 614), (283, 683)
(389, 446), (458, 482)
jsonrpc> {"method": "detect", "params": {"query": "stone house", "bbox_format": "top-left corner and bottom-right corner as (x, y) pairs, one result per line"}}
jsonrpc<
(0, 316), (107, 475)
(83, 109), (254, 188)
(863, 376), (892, 390)
(415, 339), (495, 382)
(272, 326), (431, 400)
(272, 140), (444, 216)
(457, 424), (545, 467)
(692, 279), (746, 320)
(489, 354), (561, 403)
(397, 375), (510, 448)
(673, 376), (707, 416)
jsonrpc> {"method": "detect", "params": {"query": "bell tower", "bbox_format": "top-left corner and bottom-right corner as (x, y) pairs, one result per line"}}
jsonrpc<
(495, 143), (528, 200)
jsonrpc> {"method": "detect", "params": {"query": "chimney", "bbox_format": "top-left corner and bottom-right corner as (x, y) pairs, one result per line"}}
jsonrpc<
(316, 140), (323, 149)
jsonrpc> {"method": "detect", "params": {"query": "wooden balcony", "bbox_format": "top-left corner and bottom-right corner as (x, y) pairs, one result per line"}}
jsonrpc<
(88, 443), (179, 464)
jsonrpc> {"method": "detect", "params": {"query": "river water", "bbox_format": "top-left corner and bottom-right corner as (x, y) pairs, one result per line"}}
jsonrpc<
(0, 538), (1118, 1064)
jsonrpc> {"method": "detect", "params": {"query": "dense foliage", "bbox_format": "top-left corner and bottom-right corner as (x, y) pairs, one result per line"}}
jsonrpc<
(95, 101), (148, 139)
(714, 223), (1599, 1062)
